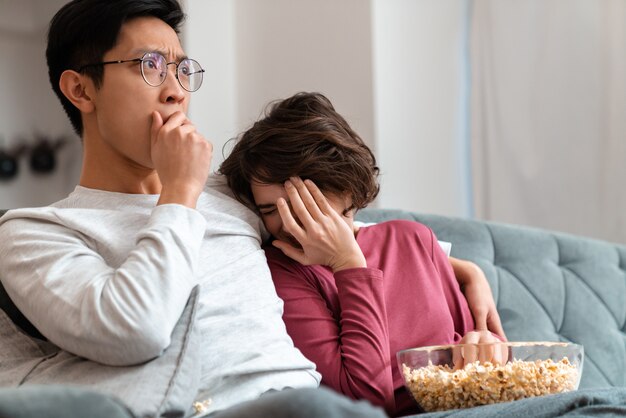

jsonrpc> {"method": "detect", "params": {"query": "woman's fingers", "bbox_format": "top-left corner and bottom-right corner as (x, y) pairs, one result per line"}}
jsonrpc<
(288, 177), (327, 221)
(304, 179), (336, 216)
(276, 197), (305, 240)
(284, 179), (317, 228)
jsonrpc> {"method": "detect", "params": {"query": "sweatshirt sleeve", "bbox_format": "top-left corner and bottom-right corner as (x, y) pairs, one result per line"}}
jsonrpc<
(428, 228), (475, 340)
(0, 204), (205, 366)
(268, 252), (395, 413)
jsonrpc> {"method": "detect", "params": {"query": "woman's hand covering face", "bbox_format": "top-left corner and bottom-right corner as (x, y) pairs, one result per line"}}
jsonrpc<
(272, 177), (367, 273)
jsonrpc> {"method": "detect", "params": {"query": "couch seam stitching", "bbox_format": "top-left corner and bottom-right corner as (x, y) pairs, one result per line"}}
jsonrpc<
(556, 236), (566, 333)
(486, 224), (560, 332)
(618, 247), (626, 331)
(579, 351), (614, 387)
(561, 266), (621, 328)
(484, 224), (502, 309)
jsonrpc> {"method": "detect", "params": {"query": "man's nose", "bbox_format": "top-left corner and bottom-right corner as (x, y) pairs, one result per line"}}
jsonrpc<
(161, 63), (186, 103)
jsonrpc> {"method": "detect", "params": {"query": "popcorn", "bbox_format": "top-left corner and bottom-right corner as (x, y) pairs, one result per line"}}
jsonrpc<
(402, 358), (578, 411)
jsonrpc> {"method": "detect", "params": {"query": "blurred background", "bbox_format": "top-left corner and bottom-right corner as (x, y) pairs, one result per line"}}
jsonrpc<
(0, 0), (624, 244)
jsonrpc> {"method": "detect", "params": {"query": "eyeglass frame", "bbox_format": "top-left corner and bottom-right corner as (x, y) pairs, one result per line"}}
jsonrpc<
(76, 51), (205, 92)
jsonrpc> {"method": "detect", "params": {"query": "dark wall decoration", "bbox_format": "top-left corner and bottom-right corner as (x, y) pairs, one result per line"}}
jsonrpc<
(0, 135), (69, 181)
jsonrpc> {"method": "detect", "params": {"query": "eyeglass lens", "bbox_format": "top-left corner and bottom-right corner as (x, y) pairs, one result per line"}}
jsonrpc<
(141, 52), (203, 92)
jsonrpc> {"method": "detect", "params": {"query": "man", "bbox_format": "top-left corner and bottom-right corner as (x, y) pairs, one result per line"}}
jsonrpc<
(0, 0), (385, 416)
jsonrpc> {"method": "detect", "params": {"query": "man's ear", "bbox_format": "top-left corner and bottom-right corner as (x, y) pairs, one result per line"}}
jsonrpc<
(59, 70), (95, 113)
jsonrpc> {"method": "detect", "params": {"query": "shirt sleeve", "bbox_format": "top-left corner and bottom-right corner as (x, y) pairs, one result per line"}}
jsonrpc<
(428, 228), (475, 341)
(0, 204), (205, 366)
(267, 252), (395, 413)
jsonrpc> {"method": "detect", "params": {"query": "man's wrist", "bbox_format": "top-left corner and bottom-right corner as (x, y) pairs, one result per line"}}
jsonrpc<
(158, 185), (201, 208)
(452, 258), (481, 285)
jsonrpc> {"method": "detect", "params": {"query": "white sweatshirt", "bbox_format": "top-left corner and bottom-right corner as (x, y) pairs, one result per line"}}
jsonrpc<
(0, 174), (319, 413)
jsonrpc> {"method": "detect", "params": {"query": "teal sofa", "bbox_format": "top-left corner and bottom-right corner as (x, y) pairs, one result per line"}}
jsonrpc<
(1, 208), (625, 417)
(356, 208), (626, 389)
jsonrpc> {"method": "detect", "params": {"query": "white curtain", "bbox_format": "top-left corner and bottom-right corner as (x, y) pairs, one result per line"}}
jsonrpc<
(470, 0), (626, 243)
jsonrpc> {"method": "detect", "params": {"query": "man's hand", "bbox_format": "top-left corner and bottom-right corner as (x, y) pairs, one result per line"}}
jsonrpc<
(452, 330), (509, 369)
(450, 258), (507, 340)
(273, 177), (366, 273)
(151, 111), (213, 208)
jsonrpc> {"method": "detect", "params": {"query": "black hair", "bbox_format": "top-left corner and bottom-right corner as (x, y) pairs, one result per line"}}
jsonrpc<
(46, 0), (185, 135)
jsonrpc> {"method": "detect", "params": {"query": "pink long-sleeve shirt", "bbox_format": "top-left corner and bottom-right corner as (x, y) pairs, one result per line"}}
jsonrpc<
(265, 220), (475, 416)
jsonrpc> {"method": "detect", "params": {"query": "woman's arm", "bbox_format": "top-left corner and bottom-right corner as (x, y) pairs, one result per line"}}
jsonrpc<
(268, 178), (395, 413)
(449, 257), (507, 340)
(268, 252), (395, 413)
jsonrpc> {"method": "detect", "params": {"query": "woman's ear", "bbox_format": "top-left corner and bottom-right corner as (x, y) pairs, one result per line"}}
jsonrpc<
(59, 70), (95, 114)
(341, 194), (356, 218)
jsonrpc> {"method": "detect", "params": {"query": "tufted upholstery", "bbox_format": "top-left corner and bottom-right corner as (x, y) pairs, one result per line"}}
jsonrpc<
(356, 208), (626, 390)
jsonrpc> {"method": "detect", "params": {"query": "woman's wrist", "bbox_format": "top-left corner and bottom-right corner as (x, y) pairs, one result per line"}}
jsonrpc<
(332, 253), (367, 273)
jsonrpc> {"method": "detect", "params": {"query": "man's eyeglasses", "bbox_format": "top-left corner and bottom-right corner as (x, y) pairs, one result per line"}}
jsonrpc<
(78, 52), (205, 92)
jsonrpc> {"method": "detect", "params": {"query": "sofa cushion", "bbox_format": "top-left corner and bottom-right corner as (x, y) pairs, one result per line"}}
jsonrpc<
(0, 385), (134, 418)
(356, 209), (626, 389)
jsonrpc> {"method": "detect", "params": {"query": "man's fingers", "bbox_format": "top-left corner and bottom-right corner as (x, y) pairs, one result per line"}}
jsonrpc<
(162, 111), (189, 128)
(472, 311), (489, 332)
(500, 344), (510, 364)
(452, 345), (464, 370)
(488, 315), (508, 341)
(491, 343), (504, 365)
(456, 330), (510, 370)
(151, 111), (194, 146)
(174, 124), (197, 137)
(463, 336), (479, 366)
(151, 111), (164, 145)
(475, 332), (496, 363)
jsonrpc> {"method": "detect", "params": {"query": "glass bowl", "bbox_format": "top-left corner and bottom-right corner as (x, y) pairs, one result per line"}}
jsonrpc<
(397, 341), (584, 412)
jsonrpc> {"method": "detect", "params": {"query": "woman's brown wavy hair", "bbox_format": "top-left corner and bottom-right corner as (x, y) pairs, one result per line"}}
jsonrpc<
(219, 92), (380, 214)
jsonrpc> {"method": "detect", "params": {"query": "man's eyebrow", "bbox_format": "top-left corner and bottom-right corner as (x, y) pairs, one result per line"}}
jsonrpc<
(131, 48), (188, 62)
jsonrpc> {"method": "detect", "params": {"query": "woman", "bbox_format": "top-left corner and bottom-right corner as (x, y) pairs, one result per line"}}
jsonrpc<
(220, 92), (504, 416)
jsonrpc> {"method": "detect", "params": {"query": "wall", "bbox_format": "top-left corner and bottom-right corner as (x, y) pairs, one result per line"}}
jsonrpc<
(0, 0), (81, 209)
(185, 0), (468, 217)
(185, 0), (375, 174)
(183, 0), (238, 168)
(233, 0), (375, 153)
(371, 0), (469, 217)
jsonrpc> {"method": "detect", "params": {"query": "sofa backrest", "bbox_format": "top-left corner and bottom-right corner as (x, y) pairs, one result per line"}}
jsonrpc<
(356, 208), (626, 390)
